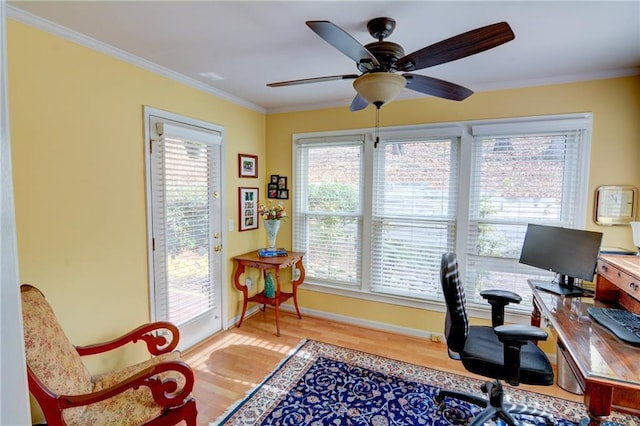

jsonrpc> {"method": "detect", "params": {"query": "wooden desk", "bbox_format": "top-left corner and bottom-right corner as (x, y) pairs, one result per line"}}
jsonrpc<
(529, 254), (640, 425)
(232, 251), (305, 336)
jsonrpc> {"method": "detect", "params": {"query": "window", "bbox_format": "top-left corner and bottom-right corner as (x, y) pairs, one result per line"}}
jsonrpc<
(293, 114), (592, 312)
(370, 135), (459, 299)
(293, 136), (364, 287)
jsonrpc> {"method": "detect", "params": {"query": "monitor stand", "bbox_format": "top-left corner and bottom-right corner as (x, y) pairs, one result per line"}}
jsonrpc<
(530, 279), (592, 297)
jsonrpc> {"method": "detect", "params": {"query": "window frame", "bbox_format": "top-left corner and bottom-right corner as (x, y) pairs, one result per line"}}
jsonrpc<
(292, 113), (592, 319)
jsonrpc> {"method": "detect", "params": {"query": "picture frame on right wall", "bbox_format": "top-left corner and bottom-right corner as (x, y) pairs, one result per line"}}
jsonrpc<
(594, 185), (638, 226)
(277, 176), (287, 189)
(267, 183), (278, 199)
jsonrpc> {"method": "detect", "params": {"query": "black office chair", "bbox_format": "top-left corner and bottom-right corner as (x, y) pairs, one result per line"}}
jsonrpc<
(436, 252), (555, 425)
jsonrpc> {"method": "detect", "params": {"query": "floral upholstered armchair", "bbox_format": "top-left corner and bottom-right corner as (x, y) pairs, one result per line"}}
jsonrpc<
(21, 284), (197, 426)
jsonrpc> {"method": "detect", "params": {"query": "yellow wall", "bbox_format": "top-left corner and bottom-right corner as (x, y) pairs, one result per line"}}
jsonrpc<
(8, 20), (266, 371)
(266, 76), (640, 345)
(9, 17), (640, 369)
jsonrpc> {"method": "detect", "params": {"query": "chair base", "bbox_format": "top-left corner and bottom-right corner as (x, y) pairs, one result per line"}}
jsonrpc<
(436, 380), (555, 426)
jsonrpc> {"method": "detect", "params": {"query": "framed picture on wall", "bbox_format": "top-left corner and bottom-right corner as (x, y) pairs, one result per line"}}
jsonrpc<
(238, 154), (258, 178)
(238, 187), (259, 231)
(277, 189), (289, 200)
(594, 185), (638, 225)
(277, 176), (287, 189)
(267, 183), (278, 199)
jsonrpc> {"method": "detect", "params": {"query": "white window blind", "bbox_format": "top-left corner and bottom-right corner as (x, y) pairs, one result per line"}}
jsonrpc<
(464, 124), (589, 307)
(150, 122), (222, 325)
(293, 136), (364, 287)
(370, 138), (459, 298)
(292, 113), (591, 312)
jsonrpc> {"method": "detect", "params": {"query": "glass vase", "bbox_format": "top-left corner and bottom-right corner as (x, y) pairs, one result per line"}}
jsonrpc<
(264, 219), (281, 249)
(264, 272), (275, 298)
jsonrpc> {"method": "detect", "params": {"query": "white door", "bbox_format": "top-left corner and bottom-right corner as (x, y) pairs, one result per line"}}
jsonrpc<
(145, 108), (224, 350)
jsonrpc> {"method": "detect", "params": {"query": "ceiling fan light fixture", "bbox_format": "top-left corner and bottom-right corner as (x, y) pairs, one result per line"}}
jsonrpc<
(353, 73), (406, 108)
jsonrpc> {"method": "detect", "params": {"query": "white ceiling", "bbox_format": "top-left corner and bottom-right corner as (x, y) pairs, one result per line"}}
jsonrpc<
(8, 1), (640, 114)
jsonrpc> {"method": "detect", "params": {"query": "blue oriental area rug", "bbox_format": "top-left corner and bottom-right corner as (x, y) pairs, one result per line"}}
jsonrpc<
(216, 340), (638, 426)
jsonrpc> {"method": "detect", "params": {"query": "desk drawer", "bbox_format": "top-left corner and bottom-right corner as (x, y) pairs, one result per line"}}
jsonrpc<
(597, 260), (640, 301)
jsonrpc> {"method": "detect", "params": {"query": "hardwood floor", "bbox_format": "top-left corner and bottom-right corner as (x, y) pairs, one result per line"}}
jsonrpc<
(182, 308), (582, 425)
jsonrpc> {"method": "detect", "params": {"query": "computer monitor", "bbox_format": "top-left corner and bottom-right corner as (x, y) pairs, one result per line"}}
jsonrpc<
(519, 224), (603, 296)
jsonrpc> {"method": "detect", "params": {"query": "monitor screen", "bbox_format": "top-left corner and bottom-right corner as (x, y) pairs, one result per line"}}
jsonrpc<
(519, 224), (603, 283)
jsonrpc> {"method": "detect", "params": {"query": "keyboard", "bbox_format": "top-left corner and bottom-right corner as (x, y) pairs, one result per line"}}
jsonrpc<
(587, 307), (640, 346)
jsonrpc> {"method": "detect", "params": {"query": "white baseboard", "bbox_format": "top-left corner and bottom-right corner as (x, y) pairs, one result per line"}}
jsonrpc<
(223, 302), (443, 340)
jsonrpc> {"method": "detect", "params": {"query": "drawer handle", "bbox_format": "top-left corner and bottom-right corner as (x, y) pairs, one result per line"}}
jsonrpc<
(631, 282), (639, 291)
(601, 265), (608, 272)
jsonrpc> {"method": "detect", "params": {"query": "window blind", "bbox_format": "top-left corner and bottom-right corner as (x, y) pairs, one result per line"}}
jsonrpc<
(293, 136), (364, 286)
(291, 113), (591, 311)
(464, 125), (588, 305)
(150, 125), (221, 325)
(370, 137), (459, 298)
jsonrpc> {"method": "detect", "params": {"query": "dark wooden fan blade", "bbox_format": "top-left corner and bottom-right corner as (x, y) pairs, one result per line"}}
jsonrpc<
(306, 21), (380, 69)
(403, 74), (473, 101)
(350, 94), (368, 111)
(267, 74), (359, 87)
(397, 22), (514, 71)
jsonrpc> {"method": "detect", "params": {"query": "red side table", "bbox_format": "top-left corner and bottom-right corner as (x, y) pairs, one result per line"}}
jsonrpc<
(232, 251), (305, 336)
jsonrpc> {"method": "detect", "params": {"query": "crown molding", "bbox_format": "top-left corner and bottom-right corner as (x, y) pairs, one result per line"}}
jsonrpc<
(7, 5), (266, 114)
(8, 5), (637, 117)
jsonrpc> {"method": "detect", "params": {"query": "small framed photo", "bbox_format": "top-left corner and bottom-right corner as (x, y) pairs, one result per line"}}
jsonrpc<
(270, 175), (279, 184)
(267, 183), (278, 199)
(277, 189), (289, 200)
(238, 187), (259, 231)
(277, 176), (288, 189)
(238, 154), (258, 178)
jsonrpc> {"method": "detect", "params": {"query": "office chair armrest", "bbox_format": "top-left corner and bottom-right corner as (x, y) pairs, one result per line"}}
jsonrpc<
(494, 324), (549, 386)
(480, 289), (522, 327)
(494, 324), (548, 343)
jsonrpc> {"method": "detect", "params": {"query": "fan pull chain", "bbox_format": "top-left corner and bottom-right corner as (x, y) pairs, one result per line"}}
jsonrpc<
(374, 106), (380, 149)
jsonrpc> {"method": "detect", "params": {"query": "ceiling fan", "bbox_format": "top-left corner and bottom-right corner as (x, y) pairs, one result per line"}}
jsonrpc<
(267, 17), (515, 111)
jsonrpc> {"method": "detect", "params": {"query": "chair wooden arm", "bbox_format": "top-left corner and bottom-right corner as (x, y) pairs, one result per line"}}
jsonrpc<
(29, 360), (194, 412)
(75, 322), (179, 356)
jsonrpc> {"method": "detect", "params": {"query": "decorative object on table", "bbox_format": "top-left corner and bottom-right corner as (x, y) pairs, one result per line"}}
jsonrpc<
(258, 202), (287, 249)
(238, 187), (259, 231)
(263, 220), (281, 249)
(238, 153), (258, 178)
(257, 248), (288, 257)
(264, 272), (276, 298)
(216, 340), (636, 426)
